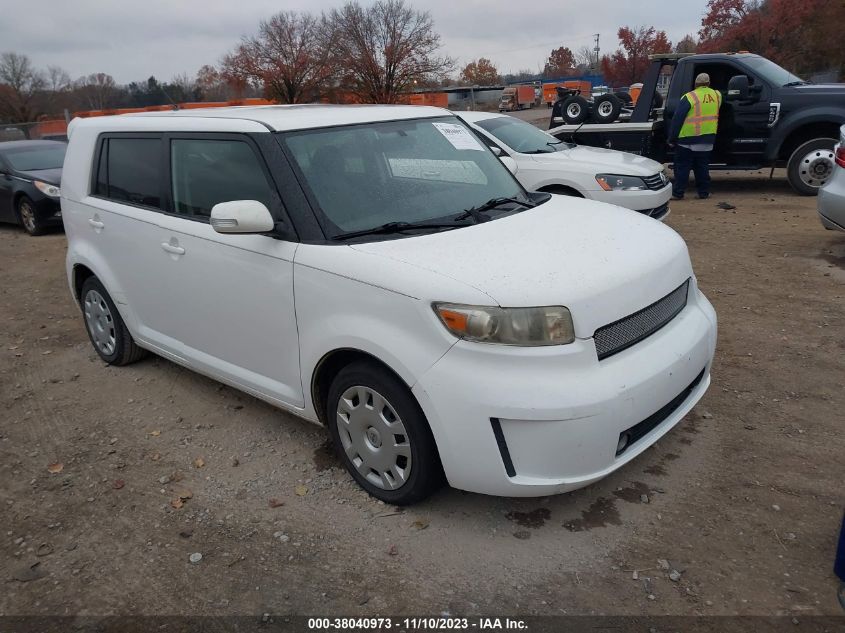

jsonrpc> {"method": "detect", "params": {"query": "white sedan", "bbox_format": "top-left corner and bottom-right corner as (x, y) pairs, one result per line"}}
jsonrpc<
(457, 110), (672, 220)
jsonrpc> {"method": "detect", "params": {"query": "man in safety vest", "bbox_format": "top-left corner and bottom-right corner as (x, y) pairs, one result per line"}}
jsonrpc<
(668, 73), (722, 200)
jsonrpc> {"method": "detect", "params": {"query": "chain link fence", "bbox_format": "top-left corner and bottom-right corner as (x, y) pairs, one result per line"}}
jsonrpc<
(0, 120), (68, 142)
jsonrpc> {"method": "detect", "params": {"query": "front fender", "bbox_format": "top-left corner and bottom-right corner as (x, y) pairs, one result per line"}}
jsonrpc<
(766, 106), (845, 161)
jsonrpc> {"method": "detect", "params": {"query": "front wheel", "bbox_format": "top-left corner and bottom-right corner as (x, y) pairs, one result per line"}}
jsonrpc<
(327, 361), (443, 505)
(787, 138), (837, 195)
(17, 196), (46, 236)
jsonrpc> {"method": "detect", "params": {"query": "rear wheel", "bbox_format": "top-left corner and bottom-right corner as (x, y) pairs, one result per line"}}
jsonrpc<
(561, 96), (590, 124)
(592, 94), (622, 123)
(80, 277), (147, 365)
(17, 196), (45, 236)
(326, 361), (443, 505)
(786, 138), (837, 195)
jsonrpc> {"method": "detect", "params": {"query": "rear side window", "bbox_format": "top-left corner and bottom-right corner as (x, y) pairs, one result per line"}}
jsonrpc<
(170, 139), (272, 218)
(103, 138), (162, 208)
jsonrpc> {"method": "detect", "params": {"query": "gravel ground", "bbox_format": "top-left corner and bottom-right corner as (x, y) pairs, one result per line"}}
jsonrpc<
(0, 171), (843, 618)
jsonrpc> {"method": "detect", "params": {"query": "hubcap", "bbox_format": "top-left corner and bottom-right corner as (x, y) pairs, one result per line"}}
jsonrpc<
(566, 103), (581, 118)
(336, 386), (411, 491)
(598, 101), (613, 116)
(19, 201), (36, 232)
(83, 289), (116, 356)
(799, 148), (835, 188)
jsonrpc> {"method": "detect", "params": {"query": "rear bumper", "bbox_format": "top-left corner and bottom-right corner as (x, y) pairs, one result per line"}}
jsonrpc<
(413, 284), (717, 497)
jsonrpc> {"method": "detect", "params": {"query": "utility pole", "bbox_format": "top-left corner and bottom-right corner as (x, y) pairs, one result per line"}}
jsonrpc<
(593, 34), (600, 74)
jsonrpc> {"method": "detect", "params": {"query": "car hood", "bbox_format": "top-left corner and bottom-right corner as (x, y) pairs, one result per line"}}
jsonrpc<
(527, 144), (664, 178)
(789, 84), (845, 96)
(350, 196), (693, 337)
(17, 168), (62, 185)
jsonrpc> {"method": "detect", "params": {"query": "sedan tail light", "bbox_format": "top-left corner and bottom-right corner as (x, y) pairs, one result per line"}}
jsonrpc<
(836, 145), (845, 169)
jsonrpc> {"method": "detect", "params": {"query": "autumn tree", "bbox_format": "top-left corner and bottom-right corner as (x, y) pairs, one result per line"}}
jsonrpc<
(699, 0), (757, 42)
(222, 11), (335, 104)
(601, 26), (672, 86)
(0, 52), (45, 123)
(543, 46), (575, 77)
(460, 58), (499, 85)
(330, 0), (454, 103)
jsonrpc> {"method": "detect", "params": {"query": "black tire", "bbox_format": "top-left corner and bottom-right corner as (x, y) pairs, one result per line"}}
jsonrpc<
(17, 195), (46, 236)
(80, 276), (147, 366)
(786, 137), (837, 196)
(326, 360), (443, 505)
(561, 95), (590, 124)
(652, 91), (664, 108)
(592, 94), (622, 123)
(614, 91), (633, 106)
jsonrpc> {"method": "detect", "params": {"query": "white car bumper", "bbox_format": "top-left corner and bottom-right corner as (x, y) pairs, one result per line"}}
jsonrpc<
(413, 283), (717, 497)
(589, 183), (673, 219)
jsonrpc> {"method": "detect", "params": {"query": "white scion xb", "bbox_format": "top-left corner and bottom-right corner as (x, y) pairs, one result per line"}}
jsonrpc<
(61, 104), (716, 505)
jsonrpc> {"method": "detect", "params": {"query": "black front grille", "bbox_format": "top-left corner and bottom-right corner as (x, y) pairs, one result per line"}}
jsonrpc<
(642, 173), (668, 190)
(616, 369), (706, 456)
(594, 279), (690, 360)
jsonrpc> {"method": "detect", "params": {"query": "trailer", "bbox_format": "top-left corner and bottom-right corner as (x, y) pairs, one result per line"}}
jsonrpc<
(499, 85), (535, 112)
(548, 52), (845, 195)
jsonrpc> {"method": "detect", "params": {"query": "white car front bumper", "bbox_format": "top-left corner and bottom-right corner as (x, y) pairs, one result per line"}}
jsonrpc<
(412, 283), (717, 497)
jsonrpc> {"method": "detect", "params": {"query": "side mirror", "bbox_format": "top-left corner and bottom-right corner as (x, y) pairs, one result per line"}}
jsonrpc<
(727, 75), (750, 101)
(500, 156), (518, 174)
(490, 146), (503, 157)
(210, 200), (274, 234)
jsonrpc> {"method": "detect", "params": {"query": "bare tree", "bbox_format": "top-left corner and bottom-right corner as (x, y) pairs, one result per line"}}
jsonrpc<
(222, 11), (336, 104)
(575, 46), (596, 73)
(47, 65), (71, 93)
(330, 0), (454, 103)
(0, 52), (46, 123)
(74, 73), (118, 110)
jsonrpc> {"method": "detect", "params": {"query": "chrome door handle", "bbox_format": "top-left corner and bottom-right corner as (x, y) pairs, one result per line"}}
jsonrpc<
(88, 219), (104, 229)
(161, 242), (185, 255)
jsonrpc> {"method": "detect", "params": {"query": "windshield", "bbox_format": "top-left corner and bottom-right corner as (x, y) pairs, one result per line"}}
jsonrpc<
(742, 56), (805, 86)
(475, 116), (568, 154)
(282, 116), (530, 237)
(4, 145), (66, 171)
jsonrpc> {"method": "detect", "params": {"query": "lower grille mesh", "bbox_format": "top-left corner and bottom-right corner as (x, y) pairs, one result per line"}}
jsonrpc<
(594, 279), (690, 360)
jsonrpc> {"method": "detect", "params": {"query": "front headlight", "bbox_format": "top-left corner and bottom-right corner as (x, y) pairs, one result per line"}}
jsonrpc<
(34, 181), (61, 198)
(596, 174), (646, 191)
(433, 303), (575, 346)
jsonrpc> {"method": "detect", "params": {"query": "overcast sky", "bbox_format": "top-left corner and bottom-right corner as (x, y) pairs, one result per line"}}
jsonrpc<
(0, 0), (707, 83)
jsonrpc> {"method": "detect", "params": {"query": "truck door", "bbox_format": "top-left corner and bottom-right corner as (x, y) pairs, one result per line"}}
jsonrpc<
(687, 61), (771, 166)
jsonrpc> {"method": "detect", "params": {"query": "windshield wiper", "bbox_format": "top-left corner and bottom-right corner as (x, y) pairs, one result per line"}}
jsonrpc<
(331, 220), (471, 241)
(783, 80), (811, 87)
(454, 196), (536, 222)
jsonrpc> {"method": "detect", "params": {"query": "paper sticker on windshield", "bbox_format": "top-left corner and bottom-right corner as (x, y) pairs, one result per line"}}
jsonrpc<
(432, 122), (484, 151)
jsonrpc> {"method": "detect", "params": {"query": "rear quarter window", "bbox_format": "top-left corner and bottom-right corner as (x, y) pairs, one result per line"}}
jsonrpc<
(99, 137), (162, 208)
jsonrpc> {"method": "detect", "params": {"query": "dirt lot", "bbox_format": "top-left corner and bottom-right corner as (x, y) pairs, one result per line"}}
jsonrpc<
(1, 173), (844, 619)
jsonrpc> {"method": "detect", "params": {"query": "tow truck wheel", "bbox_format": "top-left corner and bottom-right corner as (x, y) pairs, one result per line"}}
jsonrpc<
(562, 96), (590, 124)
(787, 138), (837, 196)
(593, 94), (622, 123)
